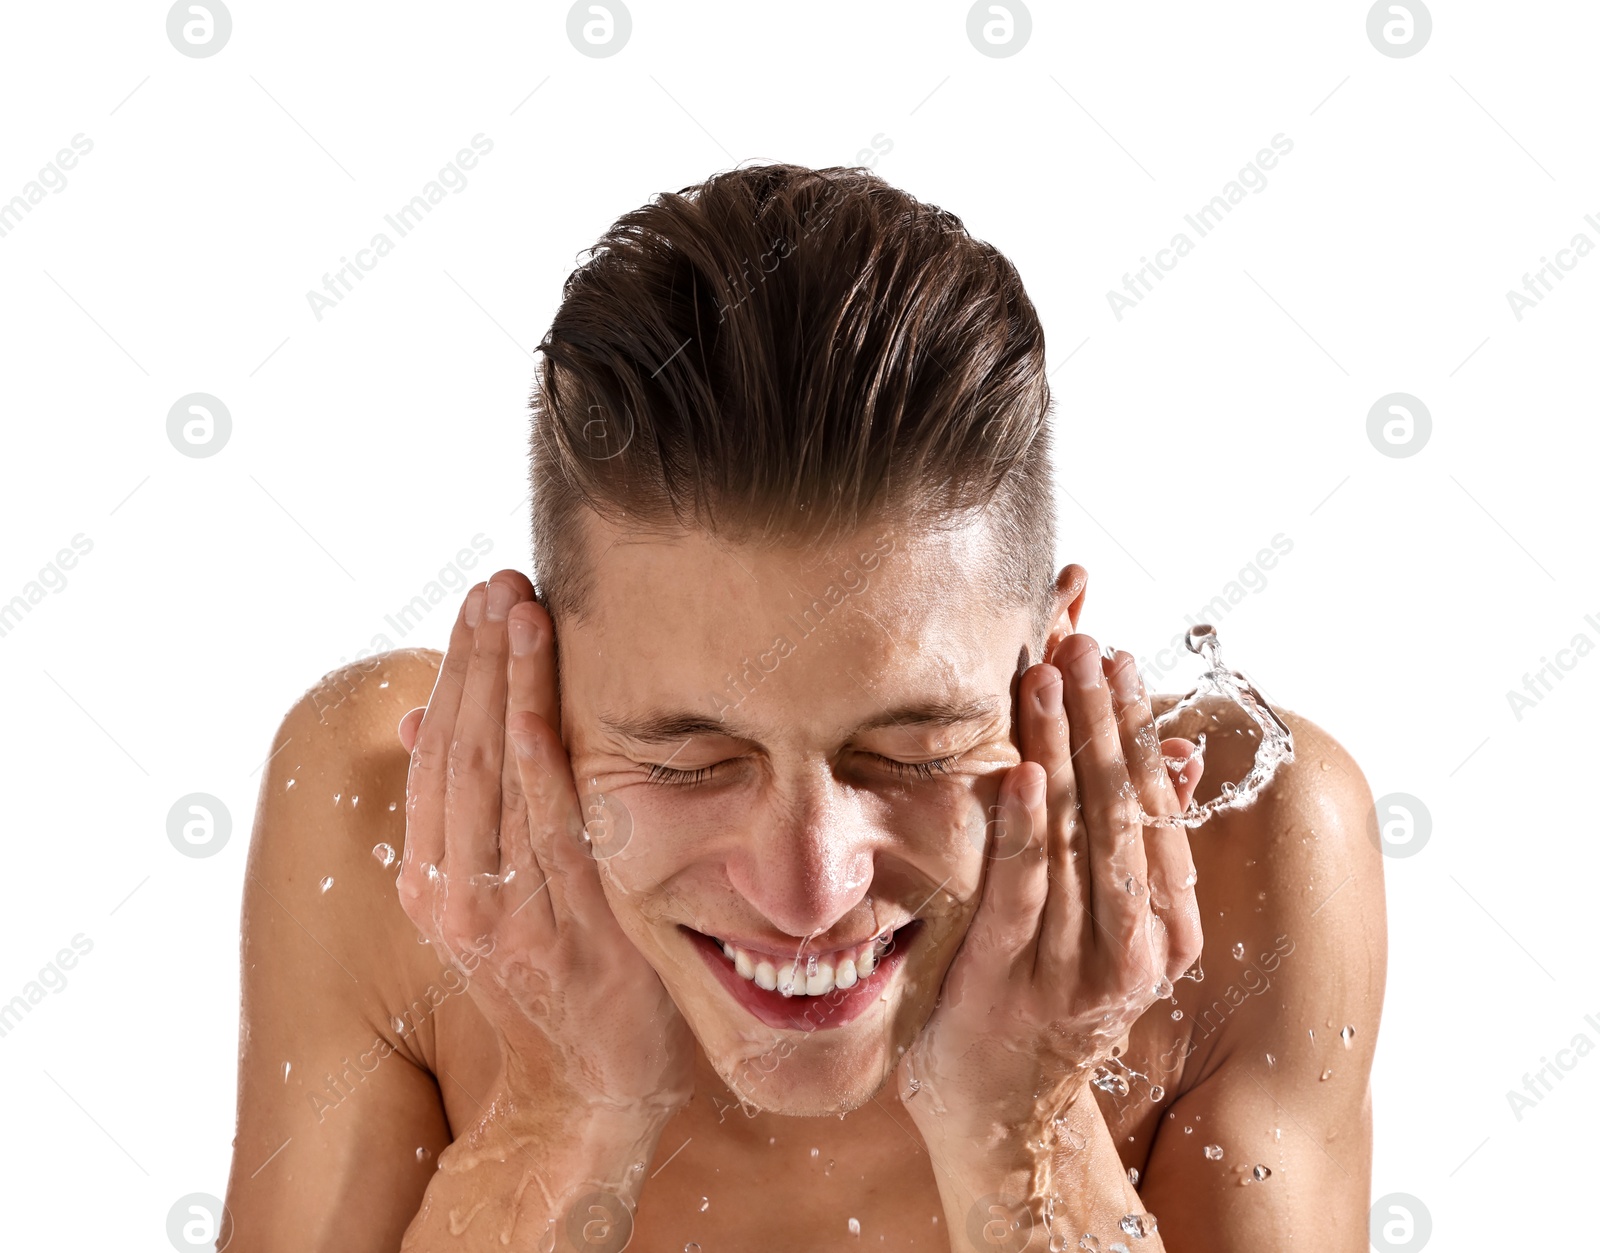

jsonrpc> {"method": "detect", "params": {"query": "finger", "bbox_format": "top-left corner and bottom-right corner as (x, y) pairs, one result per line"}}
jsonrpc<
(404, 583), (485, 876)
(962, 762), (1049, 972)
(503, 599), (569, 880)
(1021, 662), (1090, 976)
(487, 573), (537, 876)
(1162, 738), (1204, 812)
(505, 713), (570, 933)
(515, 596), (563, 743)
(397, 707), (425, 754)
(1106, 653), (1201, 980)
(445, 572), (522, 878)
(1057, 634), (1150, 964)
(509, 711), (615, 939)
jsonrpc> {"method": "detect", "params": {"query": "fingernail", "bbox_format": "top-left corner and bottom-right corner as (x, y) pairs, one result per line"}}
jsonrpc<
(1068, 639), (1100, 684)
(1022, 765), (1046, 807)
(486, 581), (516, 622)
(1110, 655), (1141, 702)
(465, 585), (486, 628)
(1033, 667), (1063, 713)
(508, 615), (535, 655)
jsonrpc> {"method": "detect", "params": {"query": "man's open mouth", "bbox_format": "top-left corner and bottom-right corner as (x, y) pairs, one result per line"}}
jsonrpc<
(680, 920), (923, 1031)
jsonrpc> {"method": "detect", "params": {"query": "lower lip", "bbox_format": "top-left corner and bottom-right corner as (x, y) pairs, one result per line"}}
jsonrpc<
(684, 923), (921, 1033)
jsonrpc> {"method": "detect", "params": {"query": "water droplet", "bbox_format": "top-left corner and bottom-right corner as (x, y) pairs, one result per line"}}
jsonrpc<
(1204, 1144), (1223, 1161)
(285, 778), (296, 790)
(1091, 1066), (1130, 1097)
(1230, 942), (1245, 960)
(1079, 1237), (1100, 1251)
(282, 1061), (291, 1081)
(1320, 1068), (1333, 1081)
(848, 1217), (861, 1236)
(351, 795), (360, 807)
(1183, 1125), (1193, 1135)
(685, 1244), (702, 1253)
(905, 1077), (922, 1098)
(372, 842), (396, 868)
(416, 1146), (429, 1162)
(810, 1147), (820, 1158)
(1252, 1164), (1272, 1182)
(630, 1161), (645, 1174)
(1170, 1008), (1183, 1021)
(319, 876), (334, 893)
(1265, 1052), (1275, 1067)
(392, 1016), (405, 1033)
(1149, 1085), (1165, 1102)
(1127, 1167), (1140, 1186)
(388, 800), (398, 811)
(1119, 1212), (1158, 1238)
(699, 1197), (709, 1213)
(1153, 976), (1173, 998)
(1340, 1025), (1355, 1048)
(332, 793), (341, 806)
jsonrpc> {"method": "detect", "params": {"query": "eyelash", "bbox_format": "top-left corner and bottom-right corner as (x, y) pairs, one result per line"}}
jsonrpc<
(644, 754), (962, 787)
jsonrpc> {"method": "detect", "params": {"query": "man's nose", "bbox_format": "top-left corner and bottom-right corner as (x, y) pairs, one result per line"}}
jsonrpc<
(723, 769), (876, 940)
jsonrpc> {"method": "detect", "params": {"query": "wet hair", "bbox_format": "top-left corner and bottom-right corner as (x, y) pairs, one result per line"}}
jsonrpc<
(528, 162), (1057, 635)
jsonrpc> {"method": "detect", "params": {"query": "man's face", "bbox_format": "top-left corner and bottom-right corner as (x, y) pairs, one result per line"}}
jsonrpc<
(560, 511), (1059, 1117)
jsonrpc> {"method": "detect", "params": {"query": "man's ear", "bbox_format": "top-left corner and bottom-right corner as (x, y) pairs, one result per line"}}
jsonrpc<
(1042, 564), (1088, 667)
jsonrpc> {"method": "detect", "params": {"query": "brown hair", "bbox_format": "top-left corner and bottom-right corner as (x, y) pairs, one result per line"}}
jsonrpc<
(528, 162), (1056, 636)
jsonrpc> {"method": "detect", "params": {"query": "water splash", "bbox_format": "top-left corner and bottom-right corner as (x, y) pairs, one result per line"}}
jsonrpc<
(1119, 1213), (1158, 1238)
(1139, 624), (1295, 829)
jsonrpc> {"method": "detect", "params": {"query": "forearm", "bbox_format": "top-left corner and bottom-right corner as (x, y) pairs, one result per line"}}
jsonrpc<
(917, 1090), (1160, 1253)
(401, 1095), (673, 1253)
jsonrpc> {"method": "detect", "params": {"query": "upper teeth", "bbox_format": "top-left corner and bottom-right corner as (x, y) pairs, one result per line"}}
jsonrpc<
(716, 931), (895, 997)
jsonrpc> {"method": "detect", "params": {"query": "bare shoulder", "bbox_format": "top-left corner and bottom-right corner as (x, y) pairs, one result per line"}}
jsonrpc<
(245, 648), (448, 1054)
(1161, 693), (1388, 1087)
(225, 647), (463, 1250)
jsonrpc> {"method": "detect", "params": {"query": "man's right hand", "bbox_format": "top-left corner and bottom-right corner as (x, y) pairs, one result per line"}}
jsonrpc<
(395, 570), (694, 1128)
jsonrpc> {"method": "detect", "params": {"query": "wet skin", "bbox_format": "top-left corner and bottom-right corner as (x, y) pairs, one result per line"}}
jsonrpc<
(223, 515), (1385, 1252)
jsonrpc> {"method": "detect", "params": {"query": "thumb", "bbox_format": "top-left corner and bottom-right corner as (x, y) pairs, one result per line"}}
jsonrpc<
(397, 706), (426, 753)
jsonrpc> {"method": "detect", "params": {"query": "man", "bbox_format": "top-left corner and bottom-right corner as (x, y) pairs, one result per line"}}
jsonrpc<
(223, 165), (1384, 1251)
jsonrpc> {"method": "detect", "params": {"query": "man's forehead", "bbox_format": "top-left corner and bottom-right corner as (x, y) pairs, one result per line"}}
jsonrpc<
(595, 690), (1008, 748)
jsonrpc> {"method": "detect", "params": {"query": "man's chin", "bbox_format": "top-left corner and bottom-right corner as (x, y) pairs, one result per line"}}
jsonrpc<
(711, 1043), (899, 1118)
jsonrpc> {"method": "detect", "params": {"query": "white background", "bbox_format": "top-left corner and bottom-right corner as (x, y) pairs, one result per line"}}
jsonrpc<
(1, 2), (1594, 1248)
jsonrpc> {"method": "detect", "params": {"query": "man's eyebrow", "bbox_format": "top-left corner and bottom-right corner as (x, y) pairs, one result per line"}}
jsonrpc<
(596, 696), (1004, 747)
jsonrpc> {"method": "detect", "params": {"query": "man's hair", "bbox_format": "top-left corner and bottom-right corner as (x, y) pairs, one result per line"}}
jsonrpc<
(528, 162), (1056, 636)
